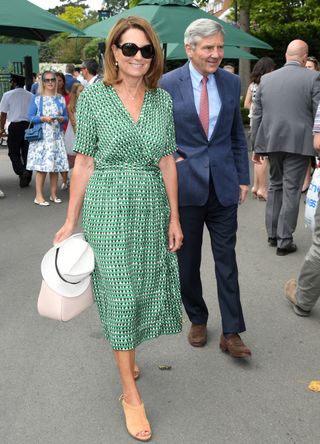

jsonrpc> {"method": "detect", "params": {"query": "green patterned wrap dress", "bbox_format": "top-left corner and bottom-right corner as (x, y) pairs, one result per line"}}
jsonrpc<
(74, 82), (182, 350)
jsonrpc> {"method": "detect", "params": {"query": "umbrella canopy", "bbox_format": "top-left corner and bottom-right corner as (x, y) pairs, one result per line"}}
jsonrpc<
(166, 43), (258, 61)
(81, 0), (271, 50)
(0, 0), (84, 41)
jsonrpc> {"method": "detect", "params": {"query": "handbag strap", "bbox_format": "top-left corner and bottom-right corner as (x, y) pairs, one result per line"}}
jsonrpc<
(55, 248), (81, 285)
(27, 96), (44, 129)
(38, 96), (43, 116)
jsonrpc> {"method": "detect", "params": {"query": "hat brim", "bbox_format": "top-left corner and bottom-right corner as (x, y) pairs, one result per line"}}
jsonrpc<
(41, 246), (92, 297)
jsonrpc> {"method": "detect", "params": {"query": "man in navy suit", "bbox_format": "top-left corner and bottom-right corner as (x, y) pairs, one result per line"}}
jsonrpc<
(160, 19), (251, 358)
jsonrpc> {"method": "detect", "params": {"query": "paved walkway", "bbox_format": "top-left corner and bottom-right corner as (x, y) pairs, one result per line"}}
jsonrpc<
(1, 147), (320, 444)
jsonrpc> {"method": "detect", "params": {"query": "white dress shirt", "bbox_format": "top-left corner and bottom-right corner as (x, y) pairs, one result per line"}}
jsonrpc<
(189, 62), (221, 139)
(0, 87), (33, 122)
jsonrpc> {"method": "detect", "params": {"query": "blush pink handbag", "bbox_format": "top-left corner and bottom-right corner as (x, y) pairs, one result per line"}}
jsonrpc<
(38, 233), (95, 322)
(37, 279), (94, 322)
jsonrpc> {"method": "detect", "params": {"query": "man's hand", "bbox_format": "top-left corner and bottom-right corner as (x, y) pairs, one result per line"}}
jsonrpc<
(239, 185), (249, 204)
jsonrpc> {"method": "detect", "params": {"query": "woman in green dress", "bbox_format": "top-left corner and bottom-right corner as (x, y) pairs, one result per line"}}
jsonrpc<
(54, 16), (183, 441)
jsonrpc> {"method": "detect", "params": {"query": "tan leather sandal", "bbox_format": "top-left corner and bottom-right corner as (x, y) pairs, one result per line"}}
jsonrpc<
(134, 364), (140, 381)
(120, 395), (152, 442)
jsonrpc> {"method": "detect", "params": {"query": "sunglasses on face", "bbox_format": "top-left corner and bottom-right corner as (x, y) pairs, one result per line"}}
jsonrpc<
(43, 78), (56, 83)
(116, 43), (154, 59)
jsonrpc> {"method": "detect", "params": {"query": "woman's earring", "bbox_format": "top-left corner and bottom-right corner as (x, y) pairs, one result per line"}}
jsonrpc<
(115, 60), (119, 68)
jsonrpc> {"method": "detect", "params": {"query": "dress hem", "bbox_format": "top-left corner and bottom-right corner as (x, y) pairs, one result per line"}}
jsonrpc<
(105, 326), (183, 351)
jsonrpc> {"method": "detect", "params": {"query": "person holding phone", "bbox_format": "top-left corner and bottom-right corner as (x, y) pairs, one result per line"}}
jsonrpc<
(27, 71), (69, 206)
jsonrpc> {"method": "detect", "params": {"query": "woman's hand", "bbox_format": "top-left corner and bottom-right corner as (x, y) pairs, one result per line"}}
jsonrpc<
(168, 219), (183, 252)
(41, 116), (53, 124)
(53, 221), (76, 246)
(252, 151), (263, 164)
(314, 133), (320, 151)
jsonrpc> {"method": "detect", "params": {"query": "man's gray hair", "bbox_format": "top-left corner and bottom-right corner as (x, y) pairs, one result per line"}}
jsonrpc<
(184, 19), (225, 46)
(65, 63), (75, 74)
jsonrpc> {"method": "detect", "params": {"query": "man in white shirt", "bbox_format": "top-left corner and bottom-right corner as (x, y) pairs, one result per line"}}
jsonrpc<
(79, 59), (101, 86)
(0, 74), (33, 187)
(73, 67), (87, 87)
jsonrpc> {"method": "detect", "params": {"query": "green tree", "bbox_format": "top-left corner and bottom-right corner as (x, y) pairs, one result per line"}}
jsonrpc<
(99, 0), (126, 15)
(82, 38), (103, 60)
(228, 0), (320, 92)
(48, 0), (89, 15)
(231, 0), (320, 67)
(39, 2), (99, 64)
(128, 0), (140, 7)
(58, 6), (87, 26)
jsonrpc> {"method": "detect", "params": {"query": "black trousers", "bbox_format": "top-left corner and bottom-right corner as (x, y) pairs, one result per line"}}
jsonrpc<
(7, 121), (30, 176)
(177, 178), (246, 334)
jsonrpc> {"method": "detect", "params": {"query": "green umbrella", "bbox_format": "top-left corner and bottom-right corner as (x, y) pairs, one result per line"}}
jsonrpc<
(166, 43), (258, 61)
(81, 0), (271, 50)
(0, 0), (84, 41)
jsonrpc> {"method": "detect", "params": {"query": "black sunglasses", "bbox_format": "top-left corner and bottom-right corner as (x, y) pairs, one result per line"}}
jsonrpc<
(116, 43), (154, 59)
(43, 78), (56, 83)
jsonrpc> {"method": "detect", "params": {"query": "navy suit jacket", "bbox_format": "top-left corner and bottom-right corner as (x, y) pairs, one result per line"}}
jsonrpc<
(160, 63), (250, 207)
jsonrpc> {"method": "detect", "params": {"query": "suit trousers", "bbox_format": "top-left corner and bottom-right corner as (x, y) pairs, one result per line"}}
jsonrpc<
(7, 121), (30, 176)
(266, 152), (310, 248)
(296, 198), (320, 311)
(177, 178), (246, 334)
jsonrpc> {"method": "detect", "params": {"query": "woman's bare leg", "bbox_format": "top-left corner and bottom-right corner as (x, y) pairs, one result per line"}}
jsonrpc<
(60, 171), (69, 188)
(49, 172), (58, 200)
(35, 171), (47, 202)
(256, 158), (269, 200)
(114, 349), (150, 439)
(114, 350), (140, 404)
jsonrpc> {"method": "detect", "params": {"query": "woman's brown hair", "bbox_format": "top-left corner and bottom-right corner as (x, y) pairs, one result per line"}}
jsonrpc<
(306, 56), (319, 71)
(56, 72), (68, 96)
(103, 16), (163, 89)
(69, 83), (84, 113)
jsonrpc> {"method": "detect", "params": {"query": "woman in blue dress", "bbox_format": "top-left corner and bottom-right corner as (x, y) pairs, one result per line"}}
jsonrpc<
(27, 71), (69, 206)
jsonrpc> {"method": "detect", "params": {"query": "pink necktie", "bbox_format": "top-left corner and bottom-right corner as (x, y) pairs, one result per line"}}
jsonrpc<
(199, 76), (209, 137)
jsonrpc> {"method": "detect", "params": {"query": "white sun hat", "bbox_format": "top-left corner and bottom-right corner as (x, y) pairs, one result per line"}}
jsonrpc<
(41, 233), (95, 297)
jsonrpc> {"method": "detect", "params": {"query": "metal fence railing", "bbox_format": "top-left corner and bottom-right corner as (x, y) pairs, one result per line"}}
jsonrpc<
(0, 73), (11, 101)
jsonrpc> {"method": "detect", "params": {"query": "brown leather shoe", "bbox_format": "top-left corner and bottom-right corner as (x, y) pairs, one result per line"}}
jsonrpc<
(188, 323), (207, 347)
(220, 333), (251, 358)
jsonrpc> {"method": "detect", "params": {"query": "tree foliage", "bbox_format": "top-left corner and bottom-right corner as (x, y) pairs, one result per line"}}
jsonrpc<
(231, 0), (320, 67)
(39, 1), (100, 64)
(100, 0), (127, 15)
(48, 0), (89, 16)
(58, 6), (87, 26)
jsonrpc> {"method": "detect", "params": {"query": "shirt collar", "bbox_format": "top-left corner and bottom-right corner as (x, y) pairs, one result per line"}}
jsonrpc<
(88, 75), (98, 85)
(189, 61), (213, 86)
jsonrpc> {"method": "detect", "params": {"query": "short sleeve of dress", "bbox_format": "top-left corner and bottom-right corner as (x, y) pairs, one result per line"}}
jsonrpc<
(73, 89), (98, 157)
(162, 95), (177, 157)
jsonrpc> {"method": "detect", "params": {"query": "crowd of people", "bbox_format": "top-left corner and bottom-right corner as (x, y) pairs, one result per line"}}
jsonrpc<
(0, 60), (100, 202)
(1, 15), (320, 442)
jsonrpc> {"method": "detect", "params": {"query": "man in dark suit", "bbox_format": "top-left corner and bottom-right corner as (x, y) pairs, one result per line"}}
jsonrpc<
(251, 40), (320, 256)
(64, 63), (80, 93)
(160, 19), (251, 358)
